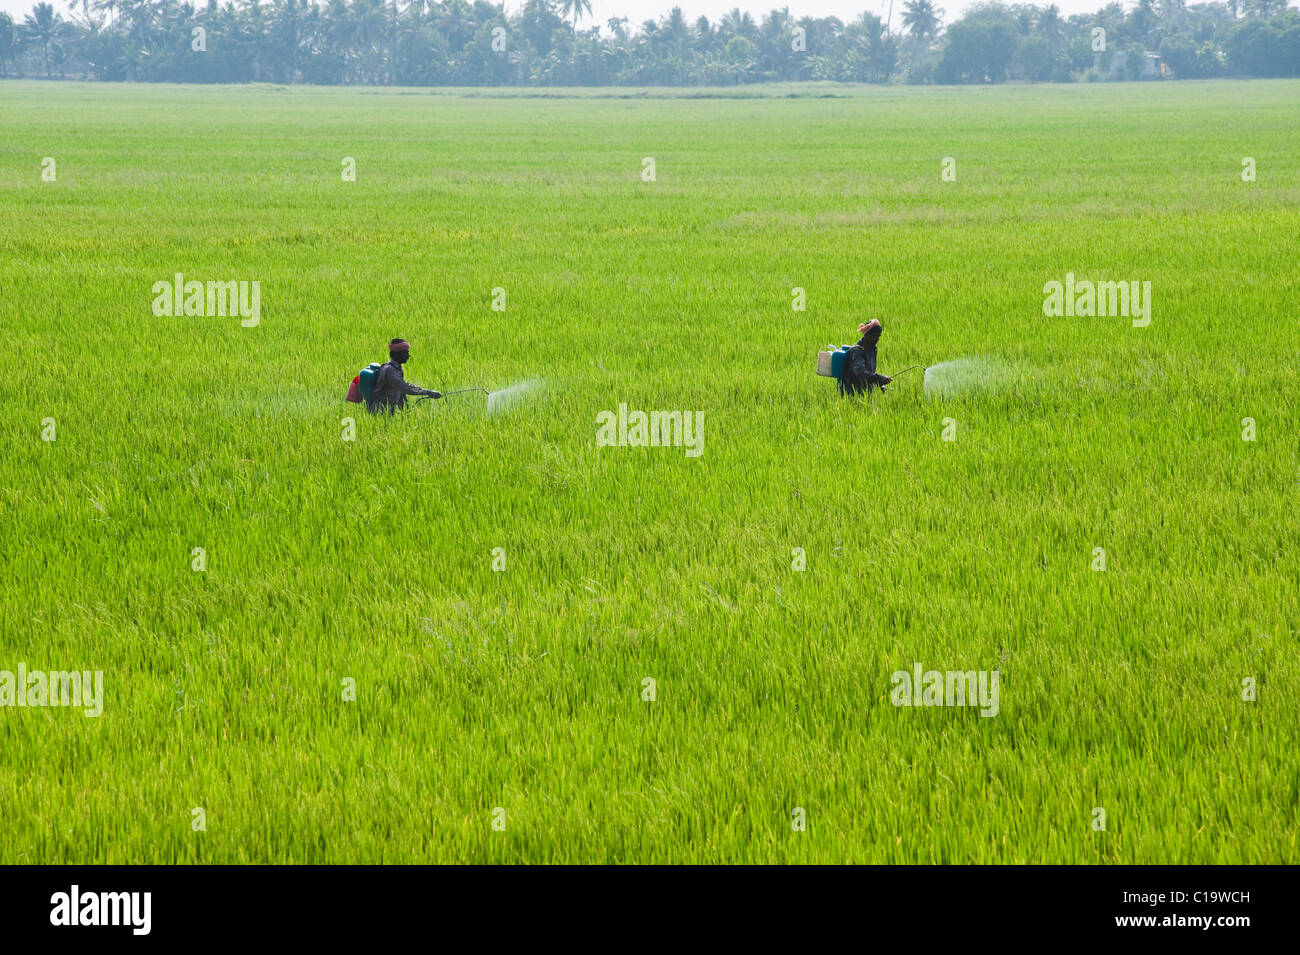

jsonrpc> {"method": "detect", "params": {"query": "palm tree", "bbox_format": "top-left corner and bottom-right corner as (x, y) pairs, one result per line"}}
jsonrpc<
(901, 0), (942, 42)
(1036, 4), (1064, 56)
(665, 6), (687, 42)
(268, 0), (305, 83)
(350, 0), (390, 83)
(23, 2), (61, 77)
(558, 0), (591, 27)
(90, 0), (118, 28)
(719, 7), (756, 40)
(1240, 0), (1285, 15)
(847, 11), (893, 81)
(0, 13), (16, 76)
(1130, 0), (1158, 41)
(65, 0), (99, 29)
(433, 0), (474, 52)
(1096, 1), (1126, 41)
(1157, 0), (1189, 33)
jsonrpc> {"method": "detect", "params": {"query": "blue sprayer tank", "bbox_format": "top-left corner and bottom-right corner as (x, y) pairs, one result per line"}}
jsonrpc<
(817, 346), (853, 380)
(357, 362), (383, 401)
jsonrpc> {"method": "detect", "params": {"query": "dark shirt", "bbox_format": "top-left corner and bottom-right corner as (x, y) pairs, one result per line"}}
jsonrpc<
(855, 322), (883, 362)
(839, 325), (890, 396)
(367, 360), (429, 413)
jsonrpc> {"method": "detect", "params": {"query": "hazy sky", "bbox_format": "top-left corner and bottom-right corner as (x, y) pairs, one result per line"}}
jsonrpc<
(0, 0), (1122, 30)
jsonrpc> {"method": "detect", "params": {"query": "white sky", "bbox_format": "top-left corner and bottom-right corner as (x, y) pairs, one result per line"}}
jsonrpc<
(0, 0), (1127, 30)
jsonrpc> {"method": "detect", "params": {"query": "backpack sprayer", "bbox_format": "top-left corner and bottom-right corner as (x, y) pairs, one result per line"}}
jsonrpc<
(345, 362), (384, 404)
(816, 347), (925, 388)
(345, 361), (491, 405)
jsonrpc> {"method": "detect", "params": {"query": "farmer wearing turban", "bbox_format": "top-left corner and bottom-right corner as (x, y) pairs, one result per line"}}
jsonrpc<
(368, 338), (442, 414)
(839, 320), (893, 397)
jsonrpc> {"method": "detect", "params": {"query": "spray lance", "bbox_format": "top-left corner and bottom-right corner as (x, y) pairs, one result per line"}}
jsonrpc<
(883, 363), (925, 387)
(417, 380), (542, 413)
(868, 364), (925, 397)
(885, 365), (925, 381)
(418, 388), (489, 401)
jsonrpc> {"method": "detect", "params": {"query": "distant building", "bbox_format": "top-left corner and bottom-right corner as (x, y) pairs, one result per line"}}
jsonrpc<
(1107, 50), (1168, 79)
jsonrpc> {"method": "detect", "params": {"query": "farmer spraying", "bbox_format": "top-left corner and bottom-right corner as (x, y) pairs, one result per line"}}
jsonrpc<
(816, 320), (924, 396)
(353, 339), (442, 414)
(838, 320), (893, 396)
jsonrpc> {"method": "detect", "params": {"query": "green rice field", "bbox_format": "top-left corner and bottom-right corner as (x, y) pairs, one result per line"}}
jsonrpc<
(1, 78), (1297, 863)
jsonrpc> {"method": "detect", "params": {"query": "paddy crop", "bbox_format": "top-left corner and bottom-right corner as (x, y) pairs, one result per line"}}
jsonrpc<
(1, 79), (1297, 863)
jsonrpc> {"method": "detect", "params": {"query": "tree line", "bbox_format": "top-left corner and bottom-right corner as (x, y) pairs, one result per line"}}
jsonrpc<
(1, 0), (1298, 85)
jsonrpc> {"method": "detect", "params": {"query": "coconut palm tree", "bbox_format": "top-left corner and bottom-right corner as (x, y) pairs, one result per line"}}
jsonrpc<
(558, 0), (591, 27)
(64, 0), (100, 29)
(719, 7), (756, 40)
(901, 0), (942, 41)
(1157, 0), (1190, 33)
(1036, 4), (1064, 56)
(1240, 0), (1285, 15)
(90, 0), (118, 28)
(847, 11), (893, 81)
(0, 13), (17, 76)
(23, 2), (61, 77)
